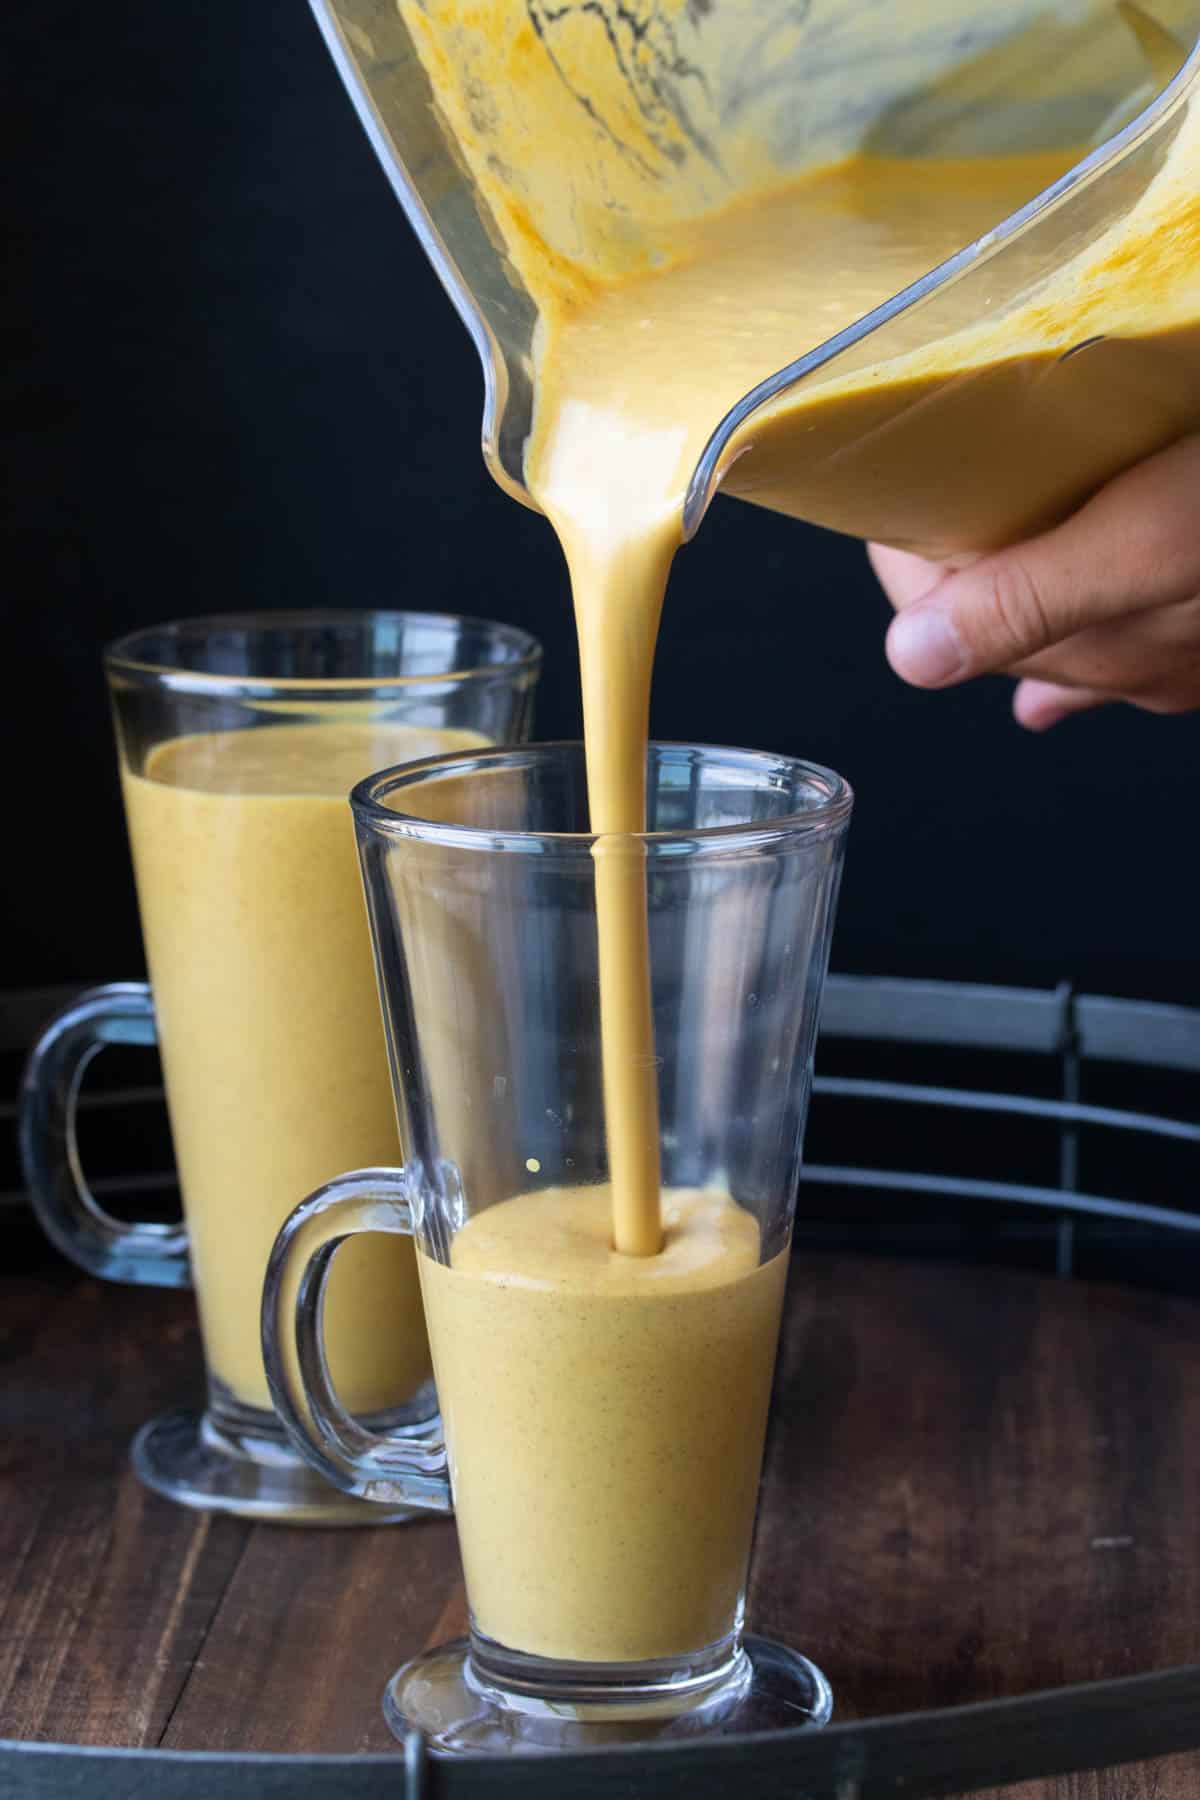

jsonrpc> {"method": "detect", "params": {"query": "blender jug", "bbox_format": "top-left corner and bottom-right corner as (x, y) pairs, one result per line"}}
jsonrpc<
(310, 0), (1200, 558)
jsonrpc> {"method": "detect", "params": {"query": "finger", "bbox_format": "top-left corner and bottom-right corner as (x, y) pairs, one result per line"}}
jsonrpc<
(867, 543), (946, 610)
(885, 433), (1200, 688)
(998, 594), (1200, 698)
(1012, 679), (1112, 730)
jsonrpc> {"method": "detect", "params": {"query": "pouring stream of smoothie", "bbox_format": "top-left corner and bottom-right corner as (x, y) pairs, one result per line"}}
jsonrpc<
(403, 2), (1200, 1258)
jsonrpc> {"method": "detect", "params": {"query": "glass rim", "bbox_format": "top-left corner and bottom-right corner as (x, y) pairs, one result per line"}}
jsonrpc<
(103, 608), (544, 697)
(352, 740), (853, 857)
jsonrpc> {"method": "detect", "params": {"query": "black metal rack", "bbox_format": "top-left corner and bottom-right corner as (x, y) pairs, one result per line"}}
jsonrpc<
(4, 974), (1200, 1796)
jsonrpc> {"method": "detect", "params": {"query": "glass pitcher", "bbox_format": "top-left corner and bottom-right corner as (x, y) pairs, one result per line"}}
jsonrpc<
(307, 0), (1200, 561)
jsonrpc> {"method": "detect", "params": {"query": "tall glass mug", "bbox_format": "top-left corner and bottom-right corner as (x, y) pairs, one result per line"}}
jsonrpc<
(20, 611), (541, 1523)
(263, 740), (851, 1748)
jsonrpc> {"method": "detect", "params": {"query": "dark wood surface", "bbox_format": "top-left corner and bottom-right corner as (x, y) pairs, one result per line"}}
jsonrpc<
(5, 1226), (1200, 1797)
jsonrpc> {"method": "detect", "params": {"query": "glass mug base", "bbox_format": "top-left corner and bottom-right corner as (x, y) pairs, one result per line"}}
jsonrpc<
(382, 1633), (833, 1754)
(131, 1385), (433, 1525)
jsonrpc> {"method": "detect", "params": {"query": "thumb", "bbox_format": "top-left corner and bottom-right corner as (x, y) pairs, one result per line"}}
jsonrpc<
(885, 434), (1200, 688)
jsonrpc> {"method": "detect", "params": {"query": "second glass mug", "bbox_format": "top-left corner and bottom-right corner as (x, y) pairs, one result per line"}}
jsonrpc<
(19, 610), (541, 1523)
(263, 739), (852, 1749)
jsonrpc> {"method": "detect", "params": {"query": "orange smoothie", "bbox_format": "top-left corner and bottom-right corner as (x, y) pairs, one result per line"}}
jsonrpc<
(417, 1184), (789, 1662)
(122, 719), (485, 1413)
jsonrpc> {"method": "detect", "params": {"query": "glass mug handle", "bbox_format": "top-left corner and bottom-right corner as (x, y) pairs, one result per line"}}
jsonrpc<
(19, 982), (190, 1286)
(261, 1171), (452, 1514)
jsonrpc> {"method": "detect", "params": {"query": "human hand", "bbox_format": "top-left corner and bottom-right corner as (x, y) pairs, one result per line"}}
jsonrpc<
(870, 434), (1200, 729)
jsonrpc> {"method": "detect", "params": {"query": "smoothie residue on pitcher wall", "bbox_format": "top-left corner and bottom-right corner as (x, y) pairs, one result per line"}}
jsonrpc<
(399, 2), (1200, 1259)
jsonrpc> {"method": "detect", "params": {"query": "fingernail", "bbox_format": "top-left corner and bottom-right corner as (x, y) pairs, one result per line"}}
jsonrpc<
(888, 608), (967, 687)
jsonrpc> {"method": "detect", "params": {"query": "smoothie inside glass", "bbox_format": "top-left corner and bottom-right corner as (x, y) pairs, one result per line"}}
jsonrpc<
(263, 739), (851, 1747)
(20, 610), (540, 1523)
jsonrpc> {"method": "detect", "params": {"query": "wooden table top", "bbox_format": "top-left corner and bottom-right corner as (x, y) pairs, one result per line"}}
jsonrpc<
(5, 1220), (1200, 1798)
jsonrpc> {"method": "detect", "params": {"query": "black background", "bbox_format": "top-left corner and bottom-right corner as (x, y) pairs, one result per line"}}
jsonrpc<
(6, 0), (1198, 1007)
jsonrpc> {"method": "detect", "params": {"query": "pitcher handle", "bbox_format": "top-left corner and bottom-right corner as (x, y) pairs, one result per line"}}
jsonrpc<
(19, 982), (190, 1286)
(261, 1170), (452, 1513)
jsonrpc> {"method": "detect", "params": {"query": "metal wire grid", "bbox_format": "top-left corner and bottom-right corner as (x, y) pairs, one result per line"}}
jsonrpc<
(5, 974), (1200, 1246)
(808, 976), (1200, 1269)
